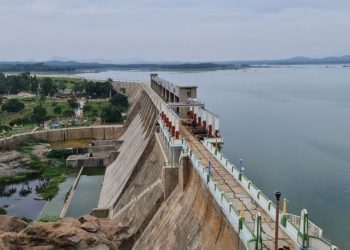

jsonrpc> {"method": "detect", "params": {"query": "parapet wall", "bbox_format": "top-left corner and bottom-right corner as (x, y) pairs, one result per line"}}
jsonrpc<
(0, 125), (123, 150)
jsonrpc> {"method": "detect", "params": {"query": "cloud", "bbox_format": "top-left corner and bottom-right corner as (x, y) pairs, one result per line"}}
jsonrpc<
(0, 0), (349, 61)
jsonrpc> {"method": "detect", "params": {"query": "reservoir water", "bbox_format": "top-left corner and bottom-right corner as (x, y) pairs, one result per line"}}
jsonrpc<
(76, 65), (350, 249)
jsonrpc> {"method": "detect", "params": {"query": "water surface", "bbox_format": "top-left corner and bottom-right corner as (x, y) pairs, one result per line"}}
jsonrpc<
(0, 179), (46, 220)
(65, 167), (105, 217)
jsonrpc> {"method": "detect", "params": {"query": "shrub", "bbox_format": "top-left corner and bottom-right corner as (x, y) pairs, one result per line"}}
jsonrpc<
(62, 109), (75, 117)
(47, 149), (72, 160)
(1, 99), (25, 112)
(20, 217), (32, 223)
(9, 116), (31, 126)
(0, 207), (7, 215)
(0, 125), (11, 132)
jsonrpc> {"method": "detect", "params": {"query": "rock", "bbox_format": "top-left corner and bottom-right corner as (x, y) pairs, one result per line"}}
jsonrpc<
(81, 222), (99, 233)
(67, 235), (81, 244)
(0, 215), (28, 233)
(86, 244), (110, 250)
(0, 215), (132, 249)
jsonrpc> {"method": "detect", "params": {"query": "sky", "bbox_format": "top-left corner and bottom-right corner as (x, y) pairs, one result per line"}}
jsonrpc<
(0, 0), (350, 62)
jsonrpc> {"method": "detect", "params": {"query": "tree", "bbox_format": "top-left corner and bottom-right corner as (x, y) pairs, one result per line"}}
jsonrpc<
(83, 102), (98, 117)
(1, 99), (25, 112)
(110, 93), (129, 109)
(100, 104), (122, 123)
(68, 98), (79, 109)
(85, 81), (115, 98)
(32, 104), (47, 125)
(40, 77), (57, 96)
(72, 81), (85, 95)
(30, 76), (39, 93)
(57, 81), (67, 94)
(53, 105), (62, 117)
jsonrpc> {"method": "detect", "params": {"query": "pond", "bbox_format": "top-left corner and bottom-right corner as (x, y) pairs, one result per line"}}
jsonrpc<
(0, 178), (47, 220)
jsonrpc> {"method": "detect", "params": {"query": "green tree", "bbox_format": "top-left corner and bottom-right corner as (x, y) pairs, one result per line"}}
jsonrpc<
(72, 81), (85, 95)
(68, 98), (79, 109)
(85, 81), (115, 98)
(32, 104), (47, 125)
(83, 102), (98, 117)
(57, 81), (67, 94)
(110, 93), (129, 109)
(40, 77), (57, 96)
(30, 75), (39, 93)
(1, 99), (25, 112)
(53, 105), (62, 117)
(100, 104), (122, 123)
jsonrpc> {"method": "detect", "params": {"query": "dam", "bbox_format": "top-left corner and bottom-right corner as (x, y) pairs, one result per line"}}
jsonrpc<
(94, 75), (337, 250)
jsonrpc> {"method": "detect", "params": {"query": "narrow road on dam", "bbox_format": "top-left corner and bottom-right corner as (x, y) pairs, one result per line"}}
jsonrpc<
(179, 125), (296, 250)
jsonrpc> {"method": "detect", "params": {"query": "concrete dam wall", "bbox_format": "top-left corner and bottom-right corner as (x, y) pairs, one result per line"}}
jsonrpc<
(0, 125), (124, 150)
(98, 91), (158, 208)
(132, 163), (243, 250)
(96, 88), (241, 249)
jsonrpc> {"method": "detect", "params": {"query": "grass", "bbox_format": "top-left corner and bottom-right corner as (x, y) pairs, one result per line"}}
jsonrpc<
(28, 155), (73, 200)
(38, 215), (60, 222)
(50, 138), (92, 149)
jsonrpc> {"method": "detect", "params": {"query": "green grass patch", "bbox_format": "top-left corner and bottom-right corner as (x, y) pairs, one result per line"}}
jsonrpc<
(28, 156), (73, 200)
(38, 215), (60, 223)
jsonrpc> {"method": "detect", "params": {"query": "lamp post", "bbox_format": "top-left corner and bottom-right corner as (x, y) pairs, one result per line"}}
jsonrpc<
(239, 159), (244, 181)
(274, 191), (281, 250)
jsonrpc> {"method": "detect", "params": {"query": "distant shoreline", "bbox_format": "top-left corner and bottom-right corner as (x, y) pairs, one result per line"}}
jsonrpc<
(1, 61), (350, 74)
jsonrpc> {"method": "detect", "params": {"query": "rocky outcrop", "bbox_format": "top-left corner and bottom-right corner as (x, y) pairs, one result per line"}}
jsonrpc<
(0, 215), (28, 233)
(0, 215), (132, 250)
(0, 150), (32, 176)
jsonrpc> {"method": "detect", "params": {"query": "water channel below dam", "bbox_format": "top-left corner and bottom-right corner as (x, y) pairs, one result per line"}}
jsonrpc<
(1, 167), (105, 221)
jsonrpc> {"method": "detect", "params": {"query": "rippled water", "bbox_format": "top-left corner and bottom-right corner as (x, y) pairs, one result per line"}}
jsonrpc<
(75, 65), (350, 249)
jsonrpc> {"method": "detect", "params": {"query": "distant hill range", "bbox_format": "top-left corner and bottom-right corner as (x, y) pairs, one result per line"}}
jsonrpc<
(1, 55), (350, 72)
(222, 55), (350, 65)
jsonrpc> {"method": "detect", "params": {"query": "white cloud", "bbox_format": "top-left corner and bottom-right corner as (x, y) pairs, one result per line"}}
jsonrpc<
(0, 0), (349, 61)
